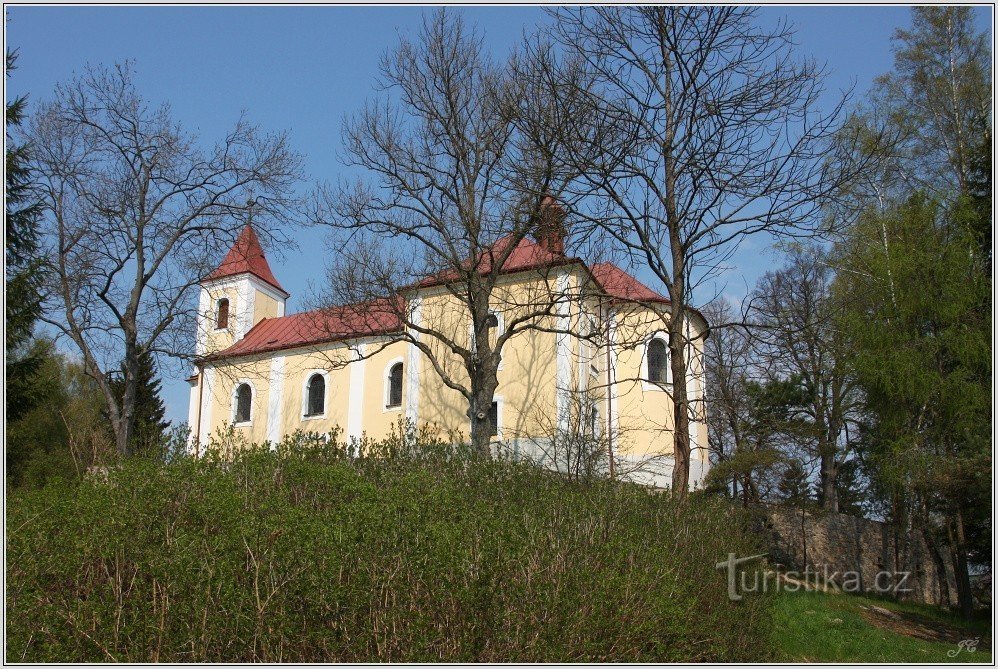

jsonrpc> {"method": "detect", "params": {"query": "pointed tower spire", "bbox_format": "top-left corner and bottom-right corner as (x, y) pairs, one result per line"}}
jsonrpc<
(204, 222), (288, 296)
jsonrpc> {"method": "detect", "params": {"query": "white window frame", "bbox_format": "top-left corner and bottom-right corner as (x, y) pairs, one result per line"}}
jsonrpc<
(231, 379), (256, 426)
(215, 297), (231, 331)
(469, 311), (505, 370)
(641, 332), (672, 391)
(383, 357), (405, 412)
(301, 370), (329, 421)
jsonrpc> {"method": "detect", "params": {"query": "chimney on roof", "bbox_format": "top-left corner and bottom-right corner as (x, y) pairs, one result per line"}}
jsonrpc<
(531, 194), (567, 255)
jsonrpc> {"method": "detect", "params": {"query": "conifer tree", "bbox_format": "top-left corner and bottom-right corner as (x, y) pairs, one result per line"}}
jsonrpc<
(109, 348), (170, 456)
(6, 49), (46, 423)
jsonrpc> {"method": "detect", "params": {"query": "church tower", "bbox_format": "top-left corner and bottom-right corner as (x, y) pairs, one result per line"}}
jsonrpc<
(195, 224), (289, 357)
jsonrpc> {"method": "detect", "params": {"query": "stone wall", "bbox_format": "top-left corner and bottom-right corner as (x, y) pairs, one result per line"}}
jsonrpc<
(759, 507), (958, 607)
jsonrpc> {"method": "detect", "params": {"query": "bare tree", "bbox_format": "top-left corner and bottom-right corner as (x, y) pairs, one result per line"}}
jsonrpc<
(702, 299), (753, 499)
(312, 12), (594, 456)
(750, 247), (863, 512)
(29, 63), (303, 457)
(549, 6), (874, 494)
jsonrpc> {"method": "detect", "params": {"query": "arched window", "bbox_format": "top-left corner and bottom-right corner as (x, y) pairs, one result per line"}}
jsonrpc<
(648, 338), (669, 384)
(216, 298), (229, 329)
(387, 362), (403, 408)
(306, 373), (325, 417)
(235, 383), (252, 423)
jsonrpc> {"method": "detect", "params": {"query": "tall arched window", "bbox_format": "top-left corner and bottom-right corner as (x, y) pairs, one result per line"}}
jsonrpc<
(648, 338), (669, 384)
(306, 373), (325, 417)
(216, 298), (229, 329)
(235, 383), (252, 423)
(387, 362), (403, 408)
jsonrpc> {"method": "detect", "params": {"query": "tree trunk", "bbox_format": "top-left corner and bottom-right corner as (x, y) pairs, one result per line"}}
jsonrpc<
(669, 311), (691, 495)
(949, 505), (975, 617)
(819, 450), (839, 512)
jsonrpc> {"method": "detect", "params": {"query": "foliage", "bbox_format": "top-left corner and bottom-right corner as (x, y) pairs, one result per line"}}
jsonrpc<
(7, 435), (772, 662)
(5, 48), (46, 423)
(107, 347), (171, 456)
(6, 340), (115, 489)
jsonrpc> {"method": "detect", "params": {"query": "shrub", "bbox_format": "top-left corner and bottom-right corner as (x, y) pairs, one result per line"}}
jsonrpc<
(7, 437), (772, 662)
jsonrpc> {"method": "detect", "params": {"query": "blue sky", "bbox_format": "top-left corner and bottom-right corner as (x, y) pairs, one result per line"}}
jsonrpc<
(7, 5), (992, 426)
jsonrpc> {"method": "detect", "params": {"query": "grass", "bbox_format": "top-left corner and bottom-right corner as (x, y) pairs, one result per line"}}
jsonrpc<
(773, 588), (992, 663)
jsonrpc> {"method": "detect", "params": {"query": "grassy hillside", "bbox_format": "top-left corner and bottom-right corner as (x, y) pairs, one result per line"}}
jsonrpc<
(773, 589), (992, 663)
(6, 437), (771, 662)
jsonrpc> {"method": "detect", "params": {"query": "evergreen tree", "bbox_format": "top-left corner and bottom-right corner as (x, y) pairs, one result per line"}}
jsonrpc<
(777, 459), (812, 508)
(109, 348), (170, 456)
(836, 193), (989, 617)
(5, 49), (46, 423)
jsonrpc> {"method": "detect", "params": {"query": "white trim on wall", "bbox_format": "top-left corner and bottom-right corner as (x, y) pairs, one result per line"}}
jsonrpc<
(300, 368), (329, 421)
(555, 271), (571, 433)
(267, 356), (286, 447)
(186, 375), (200, 454)
(198, 366), (215, 445)
(347, 344), (366, 442)
(405, 297), (422, 424)
(195, 286), (211, 356)
(491, 394), (505, 441)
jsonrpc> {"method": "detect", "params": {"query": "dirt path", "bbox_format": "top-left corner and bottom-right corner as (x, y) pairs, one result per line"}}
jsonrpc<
(859, 604), (990, 650)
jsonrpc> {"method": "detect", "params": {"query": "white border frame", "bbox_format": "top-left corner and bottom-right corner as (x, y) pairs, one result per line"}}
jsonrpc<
(301, 369), (329, 421)
(490, 394), (504, 441)
(231, 378), (257, 426)
(641, 332), (672, 391)
(214, 297), (230, 331)
(383, 356), (405, 412)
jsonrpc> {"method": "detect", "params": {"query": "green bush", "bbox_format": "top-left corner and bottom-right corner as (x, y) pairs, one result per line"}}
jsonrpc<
(7, 435), (772, 662)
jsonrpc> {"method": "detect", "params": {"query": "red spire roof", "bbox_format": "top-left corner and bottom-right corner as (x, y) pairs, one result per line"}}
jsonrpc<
(204, 224), (287, 295)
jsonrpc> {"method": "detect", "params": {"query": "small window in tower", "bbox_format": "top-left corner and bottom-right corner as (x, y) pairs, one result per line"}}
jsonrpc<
(216, 298), (229, 330)
(387, 362), (403, 408)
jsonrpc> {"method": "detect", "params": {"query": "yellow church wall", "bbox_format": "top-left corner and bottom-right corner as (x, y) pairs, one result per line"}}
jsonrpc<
(608, 305), (709, 464)
(191, 262), (709, 488)
(254, 290), (282, 324)
(358, 339), (410, 441)
(277, 347), (353, 439)
(204, 354), (272, 445)
(202, 283), (240, 355)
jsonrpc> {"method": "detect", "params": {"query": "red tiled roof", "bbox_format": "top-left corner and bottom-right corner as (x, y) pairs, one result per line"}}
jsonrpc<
(205, 242), (698, 361)
(209, 298), (402, 360)
(416, 236), (578, 288)
(590, 262), (671, 304)
(204, 224), (288, 295)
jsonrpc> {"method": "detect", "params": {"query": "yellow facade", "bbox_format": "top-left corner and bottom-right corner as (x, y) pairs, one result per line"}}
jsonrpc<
(188, 263), (710, 489)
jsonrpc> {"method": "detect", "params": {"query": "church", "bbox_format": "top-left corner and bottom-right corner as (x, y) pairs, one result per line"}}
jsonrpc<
(186, 224), (710, 489)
